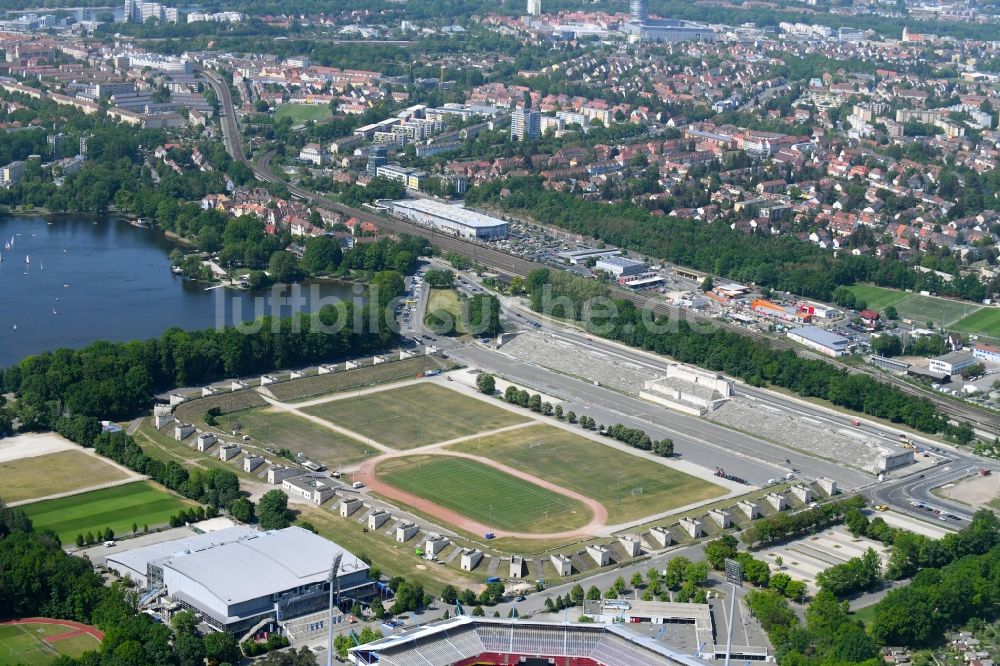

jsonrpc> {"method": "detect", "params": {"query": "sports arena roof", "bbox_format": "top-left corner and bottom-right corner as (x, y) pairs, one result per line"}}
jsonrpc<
(348, 616), (709, 666)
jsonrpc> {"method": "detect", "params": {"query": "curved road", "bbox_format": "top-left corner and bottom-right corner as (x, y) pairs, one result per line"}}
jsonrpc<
(198, 66), (1000, 440)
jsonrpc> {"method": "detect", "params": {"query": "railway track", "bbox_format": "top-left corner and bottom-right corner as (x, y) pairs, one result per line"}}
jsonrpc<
(200, 68), (999, 437)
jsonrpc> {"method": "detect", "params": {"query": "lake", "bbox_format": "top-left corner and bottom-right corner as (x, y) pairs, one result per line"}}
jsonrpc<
(0, 216), (363, 367)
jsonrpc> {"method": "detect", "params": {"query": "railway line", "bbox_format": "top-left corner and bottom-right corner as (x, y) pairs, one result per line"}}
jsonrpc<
(199, 66), (1000, 439)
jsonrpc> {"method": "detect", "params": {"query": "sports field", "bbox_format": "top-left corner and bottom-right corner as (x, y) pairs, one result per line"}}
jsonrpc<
(893, 294), (980, 328)
(952, 307), (1000, 339)
(845, 284), (911, 312)
(22, 482), (193, 544)
(303, 383), (529, 450)
(274, 104), (332, 123)
(224, 406), (372, 467)
(0, 450), (130, 503)
(0, 622), (100, 664)
(374, 455), (592, 533)
(449, 425), (726, 524)
(846, 283), (991, 331)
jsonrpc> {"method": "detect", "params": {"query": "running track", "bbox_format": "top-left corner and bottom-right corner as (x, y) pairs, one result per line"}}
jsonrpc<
(0, 618), (104, 642)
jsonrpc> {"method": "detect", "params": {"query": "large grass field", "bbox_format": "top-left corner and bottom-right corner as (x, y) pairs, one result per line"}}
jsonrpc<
(892, 294), (980, 327)
(303, 383), (530, 450)
(22, 482), (193, 544)
(844, 284), (911, 312)
(221, 406), (373, 468)
(274, 104), (332, 123)
(0, 623), (100, 665)
(375, 455), (592, 533)
(952, 307), (1000, 339)
(1, 450), (129, 504)
(449, 424), (726, 524)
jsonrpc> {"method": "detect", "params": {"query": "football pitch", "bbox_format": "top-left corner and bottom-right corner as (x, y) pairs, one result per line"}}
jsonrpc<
(846, 284), (991, 331)
(303, 383), (530, 450)
(449, 424), (726, 524)
(374, 455), (592, 533)
(223, 406), (373, 468)
(22, 482), (193, 544)
(892, 294), (980, 327)
(0, 623), (100, 665)
(844, 284), (910, 312)
(274, 104), (332, 123)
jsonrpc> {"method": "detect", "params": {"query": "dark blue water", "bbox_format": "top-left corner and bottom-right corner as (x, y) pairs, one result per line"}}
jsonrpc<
(0, 216), (361, 366)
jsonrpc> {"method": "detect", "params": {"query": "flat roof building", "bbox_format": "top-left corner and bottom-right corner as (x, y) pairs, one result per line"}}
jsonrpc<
(106, 526), (372, 633)
(787, 326), (850, 357)
(595, 256), (646, 277)
(928, 351), (976, 376)
(388, 199), (507, 240)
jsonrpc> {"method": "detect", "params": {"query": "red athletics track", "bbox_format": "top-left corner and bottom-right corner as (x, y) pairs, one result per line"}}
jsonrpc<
(0, 618), (104, 643)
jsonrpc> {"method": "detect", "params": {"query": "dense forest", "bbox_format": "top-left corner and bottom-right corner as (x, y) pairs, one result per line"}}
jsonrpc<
(523, 269), (973, 440)
(468, 177), (998, 304)
(0, 299), (397, 428)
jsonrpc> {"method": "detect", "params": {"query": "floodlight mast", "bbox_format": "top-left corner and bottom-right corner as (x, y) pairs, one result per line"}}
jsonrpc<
(326, 553), (342, 666)
(723, 558), (743, 666)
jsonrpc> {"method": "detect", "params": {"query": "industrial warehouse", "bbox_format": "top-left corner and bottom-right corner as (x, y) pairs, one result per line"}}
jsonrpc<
(105, 526), (373, 633)
(386, 198), (508, 240)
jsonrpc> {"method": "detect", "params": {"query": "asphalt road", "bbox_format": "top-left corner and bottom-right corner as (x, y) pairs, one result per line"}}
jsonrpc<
(870, 463), (986, 525)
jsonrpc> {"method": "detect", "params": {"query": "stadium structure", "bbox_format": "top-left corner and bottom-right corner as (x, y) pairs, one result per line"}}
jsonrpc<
(348, 616), (711, 665)
(621, 0), (715, 42)
(105, 526), (373, 633)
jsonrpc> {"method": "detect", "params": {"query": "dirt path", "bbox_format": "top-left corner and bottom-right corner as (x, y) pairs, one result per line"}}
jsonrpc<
(357, 449), (608, 540)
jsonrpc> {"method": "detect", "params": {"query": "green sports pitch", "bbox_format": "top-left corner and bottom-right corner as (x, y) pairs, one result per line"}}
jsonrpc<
(952, 307), (1000, 339)
(22, 481), (193, 544)
(449, 424), (726, 524)
(274, 104), (332, 123)
(375, 455), (592, 533)
(891, 294), (980, 328)
(844, 284), (911, 312)
(0, 623), (100, 665)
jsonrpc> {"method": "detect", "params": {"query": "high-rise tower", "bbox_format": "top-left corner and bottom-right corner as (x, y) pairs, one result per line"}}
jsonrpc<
(629, 0), (647, 23)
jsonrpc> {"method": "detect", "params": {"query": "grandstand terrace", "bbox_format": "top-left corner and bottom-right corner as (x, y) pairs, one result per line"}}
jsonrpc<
(348, 617), (708, 666)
